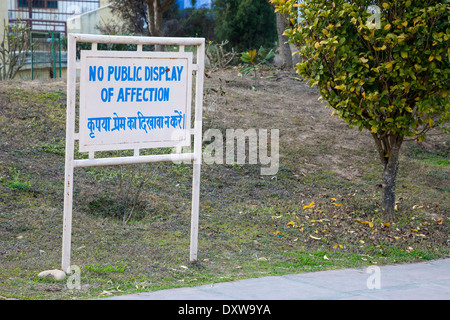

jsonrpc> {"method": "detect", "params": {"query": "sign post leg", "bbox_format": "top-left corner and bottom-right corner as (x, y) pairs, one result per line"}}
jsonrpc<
(189, 160), (201, 263)
(189, 41), (205, 264)
(61, 163), (74, 273)
(62, 34), (76, 273)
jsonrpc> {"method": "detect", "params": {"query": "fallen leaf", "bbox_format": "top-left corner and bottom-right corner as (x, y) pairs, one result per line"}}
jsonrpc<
(333, 203), (342, 207)
(361, 221), (374, 228)
(287, 221), (296, 226)
(309, 235), (321, 240)
(323, 255), (329, 260)
(303, 202), (315, 210)
(258, 257), (268, 261)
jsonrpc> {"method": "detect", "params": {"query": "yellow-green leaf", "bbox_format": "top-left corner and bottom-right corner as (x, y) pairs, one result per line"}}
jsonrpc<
(385, 62), (393, 71)
(303, 202), (315, 210)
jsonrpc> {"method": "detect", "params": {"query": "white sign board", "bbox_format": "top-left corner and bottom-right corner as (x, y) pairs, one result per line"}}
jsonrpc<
(62, 34), (205, 273)
(79, 51), (192, 152)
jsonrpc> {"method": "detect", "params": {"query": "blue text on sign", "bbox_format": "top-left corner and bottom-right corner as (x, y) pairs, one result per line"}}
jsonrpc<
(88, 65), (184, 82)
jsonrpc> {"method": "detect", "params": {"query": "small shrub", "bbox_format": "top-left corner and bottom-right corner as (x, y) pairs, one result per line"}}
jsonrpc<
(206, 40), (237, 69)
(239, 46), (274, 86)
(0, 22), (31, 80)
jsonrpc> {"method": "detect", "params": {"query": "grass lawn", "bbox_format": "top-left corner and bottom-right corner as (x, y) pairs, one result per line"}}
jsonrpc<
(0, 68), (448, 299)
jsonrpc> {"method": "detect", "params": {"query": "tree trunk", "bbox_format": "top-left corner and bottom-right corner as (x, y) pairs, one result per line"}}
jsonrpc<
(372, 132), (404, 220)
(145, 0), (175, 51)
(153, 7), (164, 51)
(275, 12), (293, 69)
(152, 0), (163, 37)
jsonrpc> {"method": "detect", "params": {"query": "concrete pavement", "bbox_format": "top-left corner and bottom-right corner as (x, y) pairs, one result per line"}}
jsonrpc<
(102, 258), (450, 300)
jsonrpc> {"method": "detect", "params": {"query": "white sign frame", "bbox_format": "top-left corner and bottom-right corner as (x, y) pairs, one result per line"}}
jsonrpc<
(78, 50), (193, 152)
(62, 34), (205, 272)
